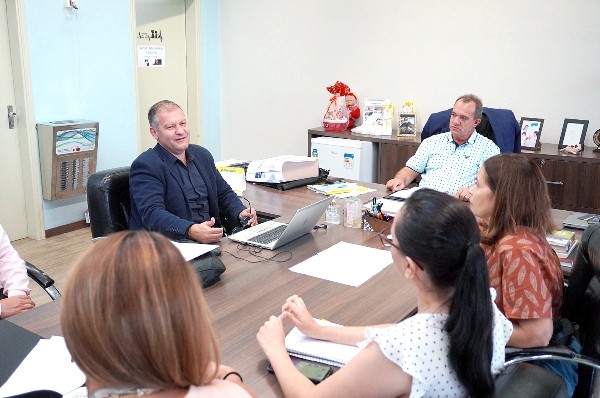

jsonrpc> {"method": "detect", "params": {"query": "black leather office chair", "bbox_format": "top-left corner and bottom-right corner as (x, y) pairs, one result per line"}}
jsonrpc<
(499, 223), (600, 397)
(86, 166), (131, 239)
(87, 165), (244, 238)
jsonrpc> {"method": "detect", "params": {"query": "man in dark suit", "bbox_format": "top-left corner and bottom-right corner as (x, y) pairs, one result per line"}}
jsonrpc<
(129, 100), (256, 243)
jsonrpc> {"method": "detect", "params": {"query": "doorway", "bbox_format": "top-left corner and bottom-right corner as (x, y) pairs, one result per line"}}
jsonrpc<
(134, 0), (201, 153)
(1, 0), (44, 240)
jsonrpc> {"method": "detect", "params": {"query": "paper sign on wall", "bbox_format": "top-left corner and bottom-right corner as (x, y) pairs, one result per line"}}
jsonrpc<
(137, 45), (165, 67)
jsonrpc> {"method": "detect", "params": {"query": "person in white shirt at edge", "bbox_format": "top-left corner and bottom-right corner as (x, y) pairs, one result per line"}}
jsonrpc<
(386, 94), (500, 200)
(0, 223), (35, 318)
(257, 189), (513, 398)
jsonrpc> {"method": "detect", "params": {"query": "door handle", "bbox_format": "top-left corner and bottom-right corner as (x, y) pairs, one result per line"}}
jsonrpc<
(7, 105), (17, 129)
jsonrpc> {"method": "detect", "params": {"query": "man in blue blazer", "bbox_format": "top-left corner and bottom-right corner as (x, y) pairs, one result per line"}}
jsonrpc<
(129, 100), (256, 243)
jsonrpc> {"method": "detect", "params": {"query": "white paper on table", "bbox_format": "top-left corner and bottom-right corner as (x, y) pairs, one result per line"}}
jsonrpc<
(289, 241), (393, 287)
(388, 186), (423, 199)
(170, 241), (218, 261)
(363, 199), (404, 215)
(334, 188), (376, 198)
(0, 336), (85, 397)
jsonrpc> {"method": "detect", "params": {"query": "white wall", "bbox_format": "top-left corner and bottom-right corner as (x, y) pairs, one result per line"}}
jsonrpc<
(219, 0), (600, 160)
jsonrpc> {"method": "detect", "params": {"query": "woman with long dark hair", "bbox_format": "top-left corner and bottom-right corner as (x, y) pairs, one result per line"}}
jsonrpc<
(257, 189), (512, 397)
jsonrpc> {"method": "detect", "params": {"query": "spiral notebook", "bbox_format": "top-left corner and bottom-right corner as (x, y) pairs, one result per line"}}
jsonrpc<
(284, 319), (361, 367)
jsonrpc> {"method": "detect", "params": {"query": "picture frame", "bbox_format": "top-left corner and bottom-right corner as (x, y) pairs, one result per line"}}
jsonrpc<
(397, 113), (417, 137)
(519, 117), (544, 151)
(559, 118), (589, 150)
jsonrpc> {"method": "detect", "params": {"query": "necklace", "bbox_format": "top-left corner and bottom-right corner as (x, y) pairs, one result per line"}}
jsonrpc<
(89, 387), (162, 398)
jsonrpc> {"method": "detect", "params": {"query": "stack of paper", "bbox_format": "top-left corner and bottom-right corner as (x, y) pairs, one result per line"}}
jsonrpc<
(559, 240), (579, 271)
(546, 230), (576, 253)
(307, 183), (375, 198)
(216, 165), (246, 195)
(0, 336), (85, 397)
(285, 319), (361, 367)
(386, 186), (423, 200)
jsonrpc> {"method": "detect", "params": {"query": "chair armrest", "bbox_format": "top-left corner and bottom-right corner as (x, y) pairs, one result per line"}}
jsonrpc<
(492, 362), (568, 398)
(506, 347), (600, 370)
(25, 261), (54, 289)
(25, 261), (61, 300)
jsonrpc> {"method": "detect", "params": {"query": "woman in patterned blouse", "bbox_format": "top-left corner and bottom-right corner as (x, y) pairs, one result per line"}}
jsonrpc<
(469, 153), (563, 348)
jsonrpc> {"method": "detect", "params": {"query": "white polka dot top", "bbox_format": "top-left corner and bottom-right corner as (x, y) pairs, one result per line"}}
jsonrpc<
(363, 289), (512, 398)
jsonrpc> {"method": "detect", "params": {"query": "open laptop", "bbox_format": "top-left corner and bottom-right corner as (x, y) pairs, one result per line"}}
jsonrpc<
(563, 212), (600, 230)
(228, 197), (333, 250)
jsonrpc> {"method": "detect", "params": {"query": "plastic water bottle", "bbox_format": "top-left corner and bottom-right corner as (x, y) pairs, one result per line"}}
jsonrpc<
(343, 196), (363, 228)
(325, 199), (341, 224)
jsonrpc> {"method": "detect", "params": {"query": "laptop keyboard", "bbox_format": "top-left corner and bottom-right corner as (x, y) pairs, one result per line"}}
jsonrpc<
(248, 225), (287, 245)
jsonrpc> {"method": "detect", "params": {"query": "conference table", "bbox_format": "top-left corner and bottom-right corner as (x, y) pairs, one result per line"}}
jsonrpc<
(7, 181), (580, 397)
(9, 181), (418, 397)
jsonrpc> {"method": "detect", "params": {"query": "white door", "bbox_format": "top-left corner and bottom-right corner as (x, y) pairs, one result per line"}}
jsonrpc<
(0, 0), (28, 239)
(135, 0), (189, 153)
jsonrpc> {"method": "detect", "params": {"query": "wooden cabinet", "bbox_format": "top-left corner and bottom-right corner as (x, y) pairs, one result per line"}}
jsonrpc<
(527, 144), (600, 213)
(378, 141), (419, 184)
(308, 129), (600, 212)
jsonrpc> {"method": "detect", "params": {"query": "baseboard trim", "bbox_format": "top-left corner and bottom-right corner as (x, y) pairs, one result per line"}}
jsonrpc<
(45, 220), (89, 238)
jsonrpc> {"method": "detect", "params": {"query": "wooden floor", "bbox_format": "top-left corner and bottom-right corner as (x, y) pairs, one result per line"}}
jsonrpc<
(11, 227), (93, 307)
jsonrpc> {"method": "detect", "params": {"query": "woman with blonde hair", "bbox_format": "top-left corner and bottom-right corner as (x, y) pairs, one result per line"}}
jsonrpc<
(469, 153), (563, 348)
(60, 230), (256, 398)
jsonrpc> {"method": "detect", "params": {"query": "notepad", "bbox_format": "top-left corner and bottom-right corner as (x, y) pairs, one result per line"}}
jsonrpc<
(284, 319), (361, 367)
(307, 183), (375, 198)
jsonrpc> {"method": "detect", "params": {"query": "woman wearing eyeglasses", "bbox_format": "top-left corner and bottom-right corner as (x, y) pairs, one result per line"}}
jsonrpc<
(257, 189), (512, 398)
(468, 153), (563, 348)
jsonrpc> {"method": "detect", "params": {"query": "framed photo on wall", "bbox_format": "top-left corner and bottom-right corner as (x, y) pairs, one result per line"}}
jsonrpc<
(519, 117), (544, 151)
(559, 118), (589, 150)
(398, 113), (417, 138)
